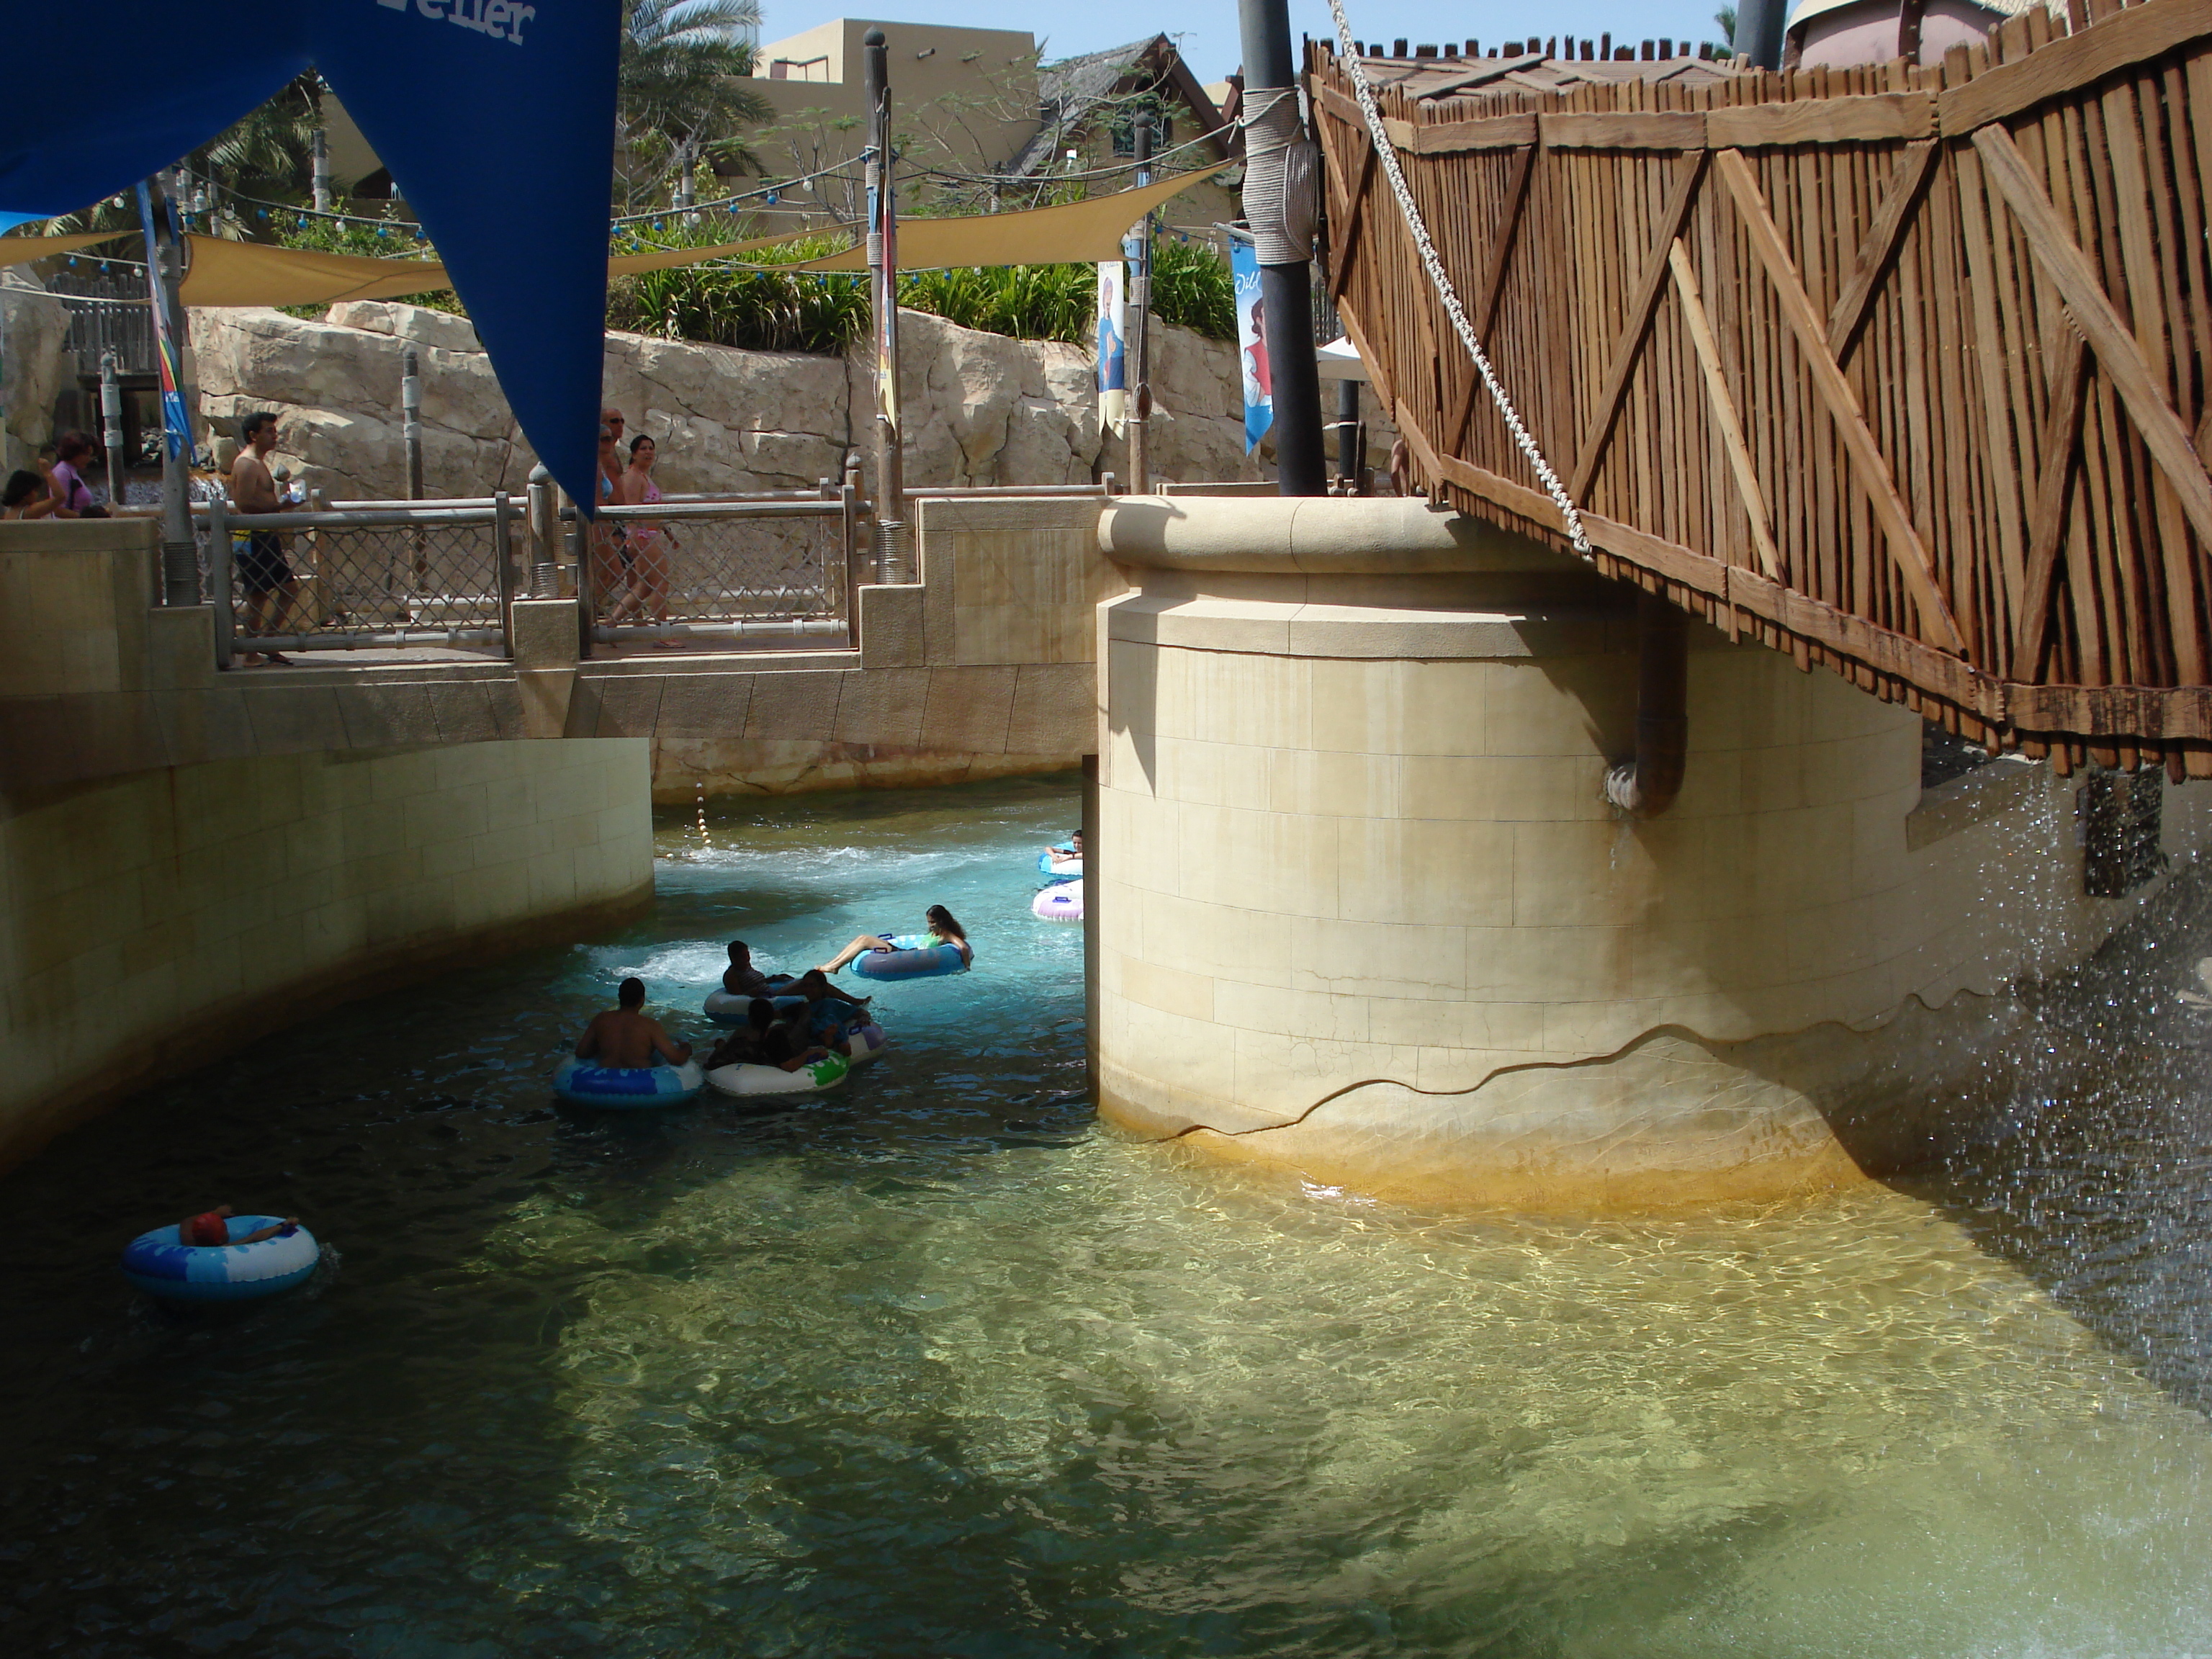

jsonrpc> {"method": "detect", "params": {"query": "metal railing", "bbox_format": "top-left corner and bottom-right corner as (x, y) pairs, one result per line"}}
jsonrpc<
(571, 482), (867, 647)
(201, 493), (518, 666)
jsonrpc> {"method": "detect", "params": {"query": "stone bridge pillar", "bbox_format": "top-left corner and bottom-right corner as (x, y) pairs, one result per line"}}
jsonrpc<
(1091, 497), (2208, 1208)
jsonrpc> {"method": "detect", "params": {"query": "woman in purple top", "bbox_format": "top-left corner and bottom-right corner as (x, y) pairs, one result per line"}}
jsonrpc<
(48, 432), (105, 518)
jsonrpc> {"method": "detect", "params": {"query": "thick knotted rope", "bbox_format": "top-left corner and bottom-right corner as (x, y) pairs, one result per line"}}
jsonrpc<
(1238, 84), (1321, 264)
(1323, 0), (1590, 552)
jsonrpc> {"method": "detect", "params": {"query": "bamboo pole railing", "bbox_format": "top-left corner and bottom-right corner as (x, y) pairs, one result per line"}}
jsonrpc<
(1313, 0), (2212, 777)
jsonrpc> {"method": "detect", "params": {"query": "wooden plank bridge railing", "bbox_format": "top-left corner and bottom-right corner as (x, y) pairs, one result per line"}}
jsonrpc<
(1313, 0), (2212, 776)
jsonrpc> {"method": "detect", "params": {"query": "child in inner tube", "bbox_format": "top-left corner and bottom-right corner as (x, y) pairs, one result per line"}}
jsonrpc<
(817, 905), (971, 974)
(782, 969), (872, 1051)
(179, 1205), (299, 1247)
(1046, 830), (1082, 868)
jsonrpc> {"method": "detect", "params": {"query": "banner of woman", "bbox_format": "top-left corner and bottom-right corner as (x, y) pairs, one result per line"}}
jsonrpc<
(1228, 230), (1272, 454)
(0, 0), (619, 513)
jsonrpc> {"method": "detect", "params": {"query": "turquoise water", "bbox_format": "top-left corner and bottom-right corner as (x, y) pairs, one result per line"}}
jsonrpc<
(5, 774), (2212, 1656)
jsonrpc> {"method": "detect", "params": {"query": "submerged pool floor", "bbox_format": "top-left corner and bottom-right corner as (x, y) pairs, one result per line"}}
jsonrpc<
(5, 773), (2212, 1658)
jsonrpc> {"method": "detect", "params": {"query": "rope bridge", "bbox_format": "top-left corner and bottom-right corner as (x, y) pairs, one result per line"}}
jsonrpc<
(1313, 0), (2212, 778)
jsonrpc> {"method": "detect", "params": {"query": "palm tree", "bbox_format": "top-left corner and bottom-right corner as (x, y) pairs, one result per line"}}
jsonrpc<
(1714, 5), (1738, 56)
(619, 0), (775, 213)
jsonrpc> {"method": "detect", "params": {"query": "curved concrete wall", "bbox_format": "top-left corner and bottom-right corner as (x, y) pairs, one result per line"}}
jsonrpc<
(0, 740), (653, 1173)
(1094, 500), (2212, 1207)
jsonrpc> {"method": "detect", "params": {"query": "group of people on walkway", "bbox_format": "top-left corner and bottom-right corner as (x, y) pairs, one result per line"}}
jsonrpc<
(593, 405), (680, 643)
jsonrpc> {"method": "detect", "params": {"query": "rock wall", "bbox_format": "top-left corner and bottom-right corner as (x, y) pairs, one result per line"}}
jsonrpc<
(187, 302), (1350, 501)
(1, 276), (70, 477)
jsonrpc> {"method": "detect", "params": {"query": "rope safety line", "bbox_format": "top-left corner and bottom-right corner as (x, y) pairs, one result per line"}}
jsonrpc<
(1323, 0), (1590, 553)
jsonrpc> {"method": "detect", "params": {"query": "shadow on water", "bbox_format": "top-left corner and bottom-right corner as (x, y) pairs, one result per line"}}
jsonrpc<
(9, 775), (2212, 1656)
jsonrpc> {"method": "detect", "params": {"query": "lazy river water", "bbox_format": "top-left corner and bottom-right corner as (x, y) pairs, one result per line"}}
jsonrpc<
(4, 773), (2212, 1656)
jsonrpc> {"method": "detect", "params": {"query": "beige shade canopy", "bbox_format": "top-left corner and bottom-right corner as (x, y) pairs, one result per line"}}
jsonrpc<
(782, 168), (1227, 272)
(0, 230), (135, 268)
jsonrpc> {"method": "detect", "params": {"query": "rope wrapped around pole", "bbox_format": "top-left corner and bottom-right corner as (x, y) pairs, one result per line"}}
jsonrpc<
(1238, 86), (1320, 266)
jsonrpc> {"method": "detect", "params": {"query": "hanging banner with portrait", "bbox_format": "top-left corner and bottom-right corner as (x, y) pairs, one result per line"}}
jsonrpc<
(1228, 230), (1272, 454)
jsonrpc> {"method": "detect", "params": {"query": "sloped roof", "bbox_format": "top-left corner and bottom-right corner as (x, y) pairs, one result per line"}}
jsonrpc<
(1008, 34), (1231, 179)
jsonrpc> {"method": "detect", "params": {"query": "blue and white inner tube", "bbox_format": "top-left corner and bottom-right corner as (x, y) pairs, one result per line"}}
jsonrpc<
(1038, 848), (1083, 884)
(1032, 883), (1084, 924)
(845, 1022), (889, 1064)
(848, 934), (970, 981)
(552, 1056), (706, 1106)
(706, 1050), (852, 1098)
(121, 1218), (321, 1303)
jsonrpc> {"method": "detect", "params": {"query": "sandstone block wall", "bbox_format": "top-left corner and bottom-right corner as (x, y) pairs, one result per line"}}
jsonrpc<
(0, 738), (654, 1172)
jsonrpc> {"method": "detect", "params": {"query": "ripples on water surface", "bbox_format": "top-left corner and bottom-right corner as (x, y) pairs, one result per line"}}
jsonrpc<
(6, 774), (2212, 1656)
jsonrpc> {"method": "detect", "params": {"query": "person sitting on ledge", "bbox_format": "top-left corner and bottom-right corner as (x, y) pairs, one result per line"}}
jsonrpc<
(817, 905), (971, 974)
(180, 1205), (299, 1247)
(723, 941), (775, 997)
(575, 977), (692, 1069)
(706, 997), (827, 1072)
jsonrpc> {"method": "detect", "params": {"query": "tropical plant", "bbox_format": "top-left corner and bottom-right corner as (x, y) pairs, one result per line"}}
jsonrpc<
(618, 0), (775, 212)
(607, 228), (868, 352)
(274, 210), (458, 317)
(1148, 237), (1234, 342)
(1714, 5), (1738, 57)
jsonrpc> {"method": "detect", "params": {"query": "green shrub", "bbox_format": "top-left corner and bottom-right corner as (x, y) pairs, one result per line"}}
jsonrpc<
(274, 212), (460, 317)
(607, 230), (868, 354)
(1148, 235), (1234, 343)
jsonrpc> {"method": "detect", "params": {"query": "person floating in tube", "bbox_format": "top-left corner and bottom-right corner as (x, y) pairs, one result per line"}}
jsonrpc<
(575, 977), (693, 1069)
(817, 905), (971, 974)
(179, 1205), (299, 1247)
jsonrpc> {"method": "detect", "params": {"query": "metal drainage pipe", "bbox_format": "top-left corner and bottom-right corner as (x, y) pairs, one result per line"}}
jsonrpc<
(1603, 589), (1689, 817)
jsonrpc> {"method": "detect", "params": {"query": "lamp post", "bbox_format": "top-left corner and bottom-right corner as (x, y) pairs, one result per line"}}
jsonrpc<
(1127, 110), (1154, 494)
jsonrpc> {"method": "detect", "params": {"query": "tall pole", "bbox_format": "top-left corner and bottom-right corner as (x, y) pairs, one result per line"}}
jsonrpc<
(863, 27), (907, 580)
(402, 345), (424, 500)
(1336, 378), (1360, 491)
(1236, 0), (1326, 495)
(1732, 0), (1789, 69)
(99, 351), (125, 512)
(1127, 111), (1154, 494)
(312, 127), (332, 214)
(137, 179), (197, 606)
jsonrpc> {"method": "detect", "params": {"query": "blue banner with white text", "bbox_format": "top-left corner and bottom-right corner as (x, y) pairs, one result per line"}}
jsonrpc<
(0, 1), (619, 513)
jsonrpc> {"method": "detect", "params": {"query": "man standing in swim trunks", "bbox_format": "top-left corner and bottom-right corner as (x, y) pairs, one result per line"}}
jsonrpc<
(230, 411), (300, 666)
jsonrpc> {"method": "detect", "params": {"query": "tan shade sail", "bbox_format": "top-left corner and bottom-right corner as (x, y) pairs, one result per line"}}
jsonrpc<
(786, 169), (1226, 272)
(0, 230), (137, 268)
(179, 235), (454, 306)
(607, 225), (837, 275)
(176, 227), (837, 307)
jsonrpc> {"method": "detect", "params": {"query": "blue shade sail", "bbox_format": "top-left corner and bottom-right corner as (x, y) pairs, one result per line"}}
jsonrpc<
(0, 1), (619, 511)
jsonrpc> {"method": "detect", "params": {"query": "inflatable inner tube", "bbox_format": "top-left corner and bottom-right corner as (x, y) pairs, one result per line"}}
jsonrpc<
(706, 1050), (852, 1098)
(1038, 850), (1083, 884)
(1032, 883), (1084, 924)
(704, 976), (798, 1024)
(121, 1217), (321, 1303)
(849, 938), (969, 981)
(845, 1023), (889, 1064)
(552, 1056), (706, 1106)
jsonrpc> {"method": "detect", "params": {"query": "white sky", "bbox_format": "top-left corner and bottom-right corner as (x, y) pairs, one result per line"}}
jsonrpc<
(755, 5), (1737, 87)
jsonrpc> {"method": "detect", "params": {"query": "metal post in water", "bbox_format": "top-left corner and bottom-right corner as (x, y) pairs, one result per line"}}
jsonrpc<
(99, 351), (125, 513)
(1127, 111), (1155, 495)
(1236, 0), (1327, 495)
(863, 27), (909, 581)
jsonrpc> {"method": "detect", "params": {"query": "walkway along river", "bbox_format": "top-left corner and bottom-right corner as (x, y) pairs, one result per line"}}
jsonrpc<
(4, 774), (2212, 1655)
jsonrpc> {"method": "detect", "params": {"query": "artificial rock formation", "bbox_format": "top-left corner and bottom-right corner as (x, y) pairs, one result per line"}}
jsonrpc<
(1, 275), (70, 476)
(188, 301), (1300, 501)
